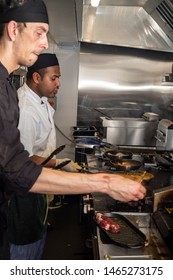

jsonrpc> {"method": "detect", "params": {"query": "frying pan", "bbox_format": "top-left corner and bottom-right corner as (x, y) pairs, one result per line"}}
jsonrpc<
(155, 153), (173, 168)
(104, 150), (132, 160)
(109, 159), (141, 171)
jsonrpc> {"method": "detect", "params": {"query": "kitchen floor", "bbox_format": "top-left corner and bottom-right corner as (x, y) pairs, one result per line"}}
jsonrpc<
(42, 195), (94, 260)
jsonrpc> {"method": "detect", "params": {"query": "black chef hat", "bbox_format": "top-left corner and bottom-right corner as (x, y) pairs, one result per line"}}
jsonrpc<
(27, 53), (59, 75)
(0, 0), (49, 24)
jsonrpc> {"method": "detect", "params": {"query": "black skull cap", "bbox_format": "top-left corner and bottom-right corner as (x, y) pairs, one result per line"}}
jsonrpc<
(0, 0), (49, 24)
(27, 53), (59, 74)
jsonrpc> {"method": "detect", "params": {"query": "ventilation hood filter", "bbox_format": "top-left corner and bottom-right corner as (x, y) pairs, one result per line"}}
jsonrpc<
(144, 0), (173, 42)
(81, 0), (173, 52)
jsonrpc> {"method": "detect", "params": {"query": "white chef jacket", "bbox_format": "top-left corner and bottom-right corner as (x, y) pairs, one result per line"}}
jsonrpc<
(17, 83), (56, 158)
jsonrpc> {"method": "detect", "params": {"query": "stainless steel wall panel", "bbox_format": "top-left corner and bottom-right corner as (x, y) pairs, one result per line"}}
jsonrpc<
(77, 43), (173, 133)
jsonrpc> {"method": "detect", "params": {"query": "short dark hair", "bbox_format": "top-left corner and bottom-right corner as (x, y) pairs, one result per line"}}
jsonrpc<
(0, 24), (5, 38)
(0, 0), (27, 12)
(0, 22), (26, 39)
(0, 0), (48, 24)
(0, 0), (27, 38)
(26, 68), (45, 81)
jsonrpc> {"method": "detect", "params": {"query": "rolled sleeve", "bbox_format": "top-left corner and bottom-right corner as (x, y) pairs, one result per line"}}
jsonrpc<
(0, 68), (42, 195)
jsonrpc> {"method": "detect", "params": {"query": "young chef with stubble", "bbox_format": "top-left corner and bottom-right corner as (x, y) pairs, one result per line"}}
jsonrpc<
(0, 0), (146, 259)
(8, 53), (79, 260)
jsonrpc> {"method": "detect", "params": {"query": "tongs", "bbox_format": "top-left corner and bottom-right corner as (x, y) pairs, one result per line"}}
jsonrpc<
(41, 145), (66, 166)
(54, 159), (71, 170)
(138, 171), (147, 183)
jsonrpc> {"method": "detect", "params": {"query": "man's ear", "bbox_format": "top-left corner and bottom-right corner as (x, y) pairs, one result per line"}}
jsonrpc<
(7, 20), (18, 41)
(32, 72), (41, 84)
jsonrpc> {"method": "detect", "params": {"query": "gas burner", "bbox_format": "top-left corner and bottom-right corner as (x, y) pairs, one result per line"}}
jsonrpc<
(92, 193), (153, 214)
(113, 197), (153, 213)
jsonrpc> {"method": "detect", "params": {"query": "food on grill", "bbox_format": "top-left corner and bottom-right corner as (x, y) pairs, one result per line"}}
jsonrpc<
(95, 212), (120, 233)
(72, 161), (82, 170)
(110, 159), (141, 171)
(116, 161), (138, 167)
(122, 171), (154, 182)
(107, 152), (125, 157)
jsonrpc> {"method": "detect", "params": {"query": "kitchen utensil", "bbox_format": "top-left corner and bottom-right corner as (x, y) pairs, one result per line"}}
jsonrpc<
(94, 212), (146, 248)
(73, 126), (97, 137)
(109, 159), (141, 171)
(93, 108), (112, 120)
(120, 171), (154, 184)
(156, 119), (173, 150)
(100, 141), (118, 150)
(54, 159), (71, 170)
(75, 137), (101, 147)
(104, 254), (152, 260)
(104, 150), (132, 160)
(155, 153), (173, 168)
(142, 112), (159, 122)
(41, 145), (66, 166)
(138, 171), (147, 183)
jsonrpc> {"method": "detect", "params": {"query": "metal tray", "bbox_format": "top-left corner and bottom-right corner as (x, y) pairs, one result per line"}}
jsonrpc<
(73, 126), (97, 131)
(73, 126), (97, 137)
(94, 213), (146, 248)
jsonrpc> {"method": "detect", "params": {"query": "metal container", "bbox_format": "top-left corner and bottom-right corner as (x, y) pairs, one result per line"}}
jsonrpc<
(156, 119), (173, 151)
(73, 126), (97, 138)
(101, 117), (158, 146)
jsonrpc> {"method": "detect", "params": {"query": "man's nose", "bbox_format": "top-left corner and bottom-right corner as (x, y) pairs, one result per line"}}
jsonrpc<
(42, 34), (49, 50)
(56, 79), (61, 88)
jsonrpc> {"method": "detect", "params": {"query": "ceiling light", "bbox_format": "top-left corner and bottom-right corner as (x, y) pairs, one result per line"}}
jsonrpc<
(91, 0), (100, 8)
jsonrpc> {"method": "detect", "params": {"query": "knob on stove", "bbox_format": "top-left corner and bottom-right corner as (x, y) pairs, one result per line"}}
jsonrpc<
(83, 204), (93, 214)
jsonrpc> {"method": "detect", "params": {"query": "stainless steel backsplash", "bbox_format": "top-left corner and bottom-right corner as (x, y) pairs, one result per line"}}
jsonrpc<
(77, 42), (173, 131)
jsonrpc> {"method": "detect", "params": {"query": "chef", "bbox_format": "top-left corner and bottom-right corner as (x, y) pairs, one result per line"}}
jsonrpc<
(0, 0), (146, 259)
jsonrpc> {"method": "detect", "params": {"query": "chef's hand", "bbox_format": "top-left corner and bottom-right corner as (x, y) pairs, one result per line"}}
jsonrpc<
(105, 174), (147, 202)
(55, 158), (81, 172)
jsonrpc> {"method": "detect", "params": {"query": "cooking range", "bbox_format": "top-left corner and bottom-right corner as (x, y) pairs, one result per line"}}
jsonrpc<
(77, 145), (173, 260)
(73, 122), (173, 259)
(90, 151), (173, 259)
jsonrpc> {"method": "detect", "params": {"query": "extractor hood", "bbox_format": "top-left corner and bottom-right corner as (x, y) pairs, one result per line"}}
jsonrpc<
(81, 0), (173, 52)
(144, 0), (173, 42)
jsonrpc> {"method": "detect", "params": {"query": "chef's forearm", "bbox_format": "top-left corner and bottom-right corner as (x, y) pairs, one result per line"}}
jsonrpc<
(29, 167), (108, 195)
(29, 167), (146, 202)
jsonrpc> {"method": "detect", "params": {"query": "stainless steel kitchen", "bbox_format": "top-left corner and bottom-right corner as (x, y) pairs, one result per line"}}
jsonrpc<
(11, 0), (173, 261)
